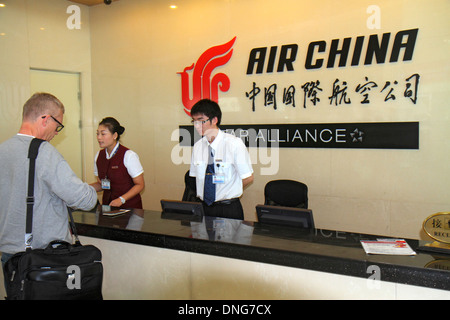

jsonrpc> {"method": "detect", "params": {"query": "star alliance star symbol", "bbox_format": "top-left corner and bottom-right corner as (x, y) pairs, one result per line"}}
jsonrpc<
(350, 128), (364, 142)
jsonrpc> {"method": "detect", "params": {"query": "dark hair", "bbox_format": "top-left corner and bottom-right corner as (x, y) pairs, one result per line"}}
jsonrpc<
(99, 117), (125, 140)
(190, 99), (222, 126)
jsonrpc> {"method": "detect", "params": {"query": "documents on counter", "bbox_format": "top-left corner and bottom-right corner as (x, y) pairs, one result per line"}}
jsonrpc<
(360, 239), (416, 255)
(102, 205), (130, 217)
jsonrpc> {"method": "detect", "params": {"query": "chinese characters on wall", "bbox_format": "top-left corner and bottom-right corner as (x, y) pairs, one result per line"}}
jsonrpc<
(245, 73), (420, 111)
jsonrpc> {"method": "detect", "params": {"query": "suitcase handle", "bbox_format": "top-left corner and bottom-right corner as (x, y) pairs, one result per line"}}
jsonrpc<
(44, 240), (74, 253)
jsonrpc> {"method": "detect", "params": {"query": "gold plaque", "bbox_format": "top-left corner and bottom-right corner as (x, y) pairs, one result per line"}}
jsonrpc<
(424, 259), (450, 270)
(423, 212), (450, 244)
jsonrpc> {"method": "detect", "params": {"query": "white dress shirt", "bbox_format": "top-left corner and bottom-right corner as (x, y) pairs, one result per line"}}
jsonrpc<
(190, 130), (253, 202)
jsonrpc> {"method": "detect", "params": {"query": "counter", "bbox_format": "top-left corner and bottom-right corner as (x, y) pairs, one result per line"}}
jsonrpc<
(72, 206), (450, 297)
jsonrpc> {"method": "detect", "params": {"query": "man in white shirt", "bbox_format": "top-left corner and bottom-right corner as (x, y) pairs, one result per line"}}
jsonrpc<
(189, 99), (254, 219)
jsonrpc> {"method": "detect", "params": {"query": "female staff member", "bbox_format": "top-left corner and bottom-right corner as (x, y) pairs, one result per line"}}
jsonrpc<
(91, 117), (144, 209)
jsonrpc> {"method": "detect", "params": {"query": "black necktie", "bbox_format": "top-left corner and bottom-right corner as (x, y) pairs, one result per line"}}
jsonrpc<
(203, 145), (215, 206)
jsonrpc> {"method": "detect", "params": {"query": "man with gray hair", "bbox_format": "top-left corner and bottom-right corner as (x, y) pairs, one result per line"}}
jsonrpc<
(0, 93), (97, 274)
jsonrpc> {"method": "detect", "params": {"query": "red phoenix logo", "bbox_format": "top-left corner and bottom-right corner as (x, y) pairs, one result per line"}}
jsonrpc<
(178, 37), (236, 116)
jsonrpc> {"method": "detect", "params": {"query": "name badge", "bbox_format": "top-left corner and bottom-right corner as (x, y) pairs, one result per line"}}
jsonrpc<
(101, 178), (111, 190)
(213, 173), (225, 184)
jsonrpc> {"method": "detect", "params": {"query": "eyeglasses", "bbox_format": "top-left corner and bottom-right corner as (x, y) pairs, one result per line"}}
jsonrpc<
(191, 118), (210, 126)
(43, 115), (64, 132)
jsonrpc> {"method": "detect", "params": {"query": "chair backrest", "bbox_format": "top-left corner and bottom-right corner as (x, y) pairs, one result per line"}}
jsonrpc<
(264, 179), (308, 208)
(182, 170), (201, 202)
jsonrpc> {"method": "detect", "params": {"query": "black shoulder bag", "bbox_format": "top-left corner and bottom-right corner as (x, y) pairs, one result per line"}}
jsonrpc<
(3, 138), (103, 300)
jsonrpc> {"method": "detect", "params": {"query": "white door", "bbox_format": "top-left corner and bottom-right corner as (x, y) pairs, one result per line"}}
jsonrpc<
(30, 69), (83, 179)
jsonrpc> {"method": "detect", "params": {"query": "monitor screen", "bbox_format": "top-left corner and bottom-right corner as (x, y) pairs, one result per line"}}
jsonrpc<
(256, 204), (314, 229)
(160, 199), (204, 222)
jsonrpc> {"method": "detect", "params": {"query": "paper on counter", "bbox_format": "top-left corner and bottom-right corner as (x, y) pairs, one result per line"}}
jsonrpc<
(102, 209), (130, 216)
(360, 239), (416, 255)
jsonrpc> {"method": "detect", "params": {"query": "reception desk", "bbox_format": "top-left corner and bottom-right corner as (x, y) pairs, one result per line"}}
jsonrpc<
(72, 206), (450, 300)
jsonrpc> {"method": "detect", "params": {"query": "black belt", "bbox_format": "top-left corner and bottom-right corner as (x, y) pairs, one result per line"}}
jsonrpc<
(204, 198), (239, 206)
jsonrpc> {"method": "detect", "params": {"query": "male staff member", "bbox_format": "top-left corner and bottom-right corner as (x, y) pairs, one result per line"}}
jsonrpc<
(0, 93), (98, 272)
(189, 99), (253, 220)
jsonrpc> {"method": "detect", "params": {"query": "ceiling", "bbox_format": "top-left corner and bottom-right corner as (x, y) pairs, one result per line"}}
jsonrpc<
(67, 0), (119, 6)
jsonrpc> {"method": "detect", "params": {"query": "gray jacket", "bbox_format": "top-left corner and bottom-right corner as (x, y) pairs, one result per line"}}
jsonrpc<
(0, 135), (97, 254)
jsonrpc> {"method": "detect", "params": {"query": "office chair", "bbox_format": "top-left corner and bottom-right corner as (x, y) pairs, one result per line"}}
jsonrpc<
(264, 179), (308, 209)
(182, 170), (201, 202)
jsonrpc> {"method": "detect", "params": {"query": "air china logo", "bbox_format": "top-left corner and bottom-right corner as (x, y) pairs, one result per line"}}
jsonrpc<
(178, 37), (236, 116)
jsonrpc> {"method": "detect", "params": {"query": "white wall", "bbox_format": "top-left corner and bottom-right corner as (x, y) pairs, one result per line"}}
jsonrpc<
(88, 0), (450, 239)
(0, 0), (95, 181)
(0, 0), (449, 239)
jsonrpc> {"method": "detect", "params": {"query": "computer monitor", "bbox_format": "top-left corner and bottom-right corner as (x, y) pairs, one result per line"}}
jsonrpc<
(160, 199), (204, 222)
(256, 204), (315, 229)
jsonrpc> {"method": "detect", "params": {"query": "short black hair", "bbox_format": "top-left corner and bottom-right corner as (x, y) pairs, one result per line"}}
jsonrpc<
(190, 99), (222, 126)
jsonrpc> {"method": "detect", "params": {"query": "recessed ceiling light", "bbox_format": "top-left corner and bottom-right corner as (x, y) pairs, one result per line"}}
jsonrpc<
(170, 5), (177, 9)
(0, 4), (6, 7)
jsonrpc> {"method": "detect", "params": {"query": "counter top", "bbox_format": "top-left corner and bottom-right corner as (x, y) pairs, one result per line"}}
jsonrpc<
(72, 207), (450, 291)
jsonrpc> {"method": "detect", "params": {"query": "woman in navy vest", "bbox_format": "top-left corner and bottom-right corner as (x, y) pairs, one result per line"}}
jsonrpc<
(90, 117), (144, 209)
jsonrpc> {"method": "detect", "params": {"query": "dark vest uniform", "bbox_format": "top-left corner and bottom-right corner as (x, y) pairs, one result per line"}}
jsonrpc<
(96, 144), (143, 209)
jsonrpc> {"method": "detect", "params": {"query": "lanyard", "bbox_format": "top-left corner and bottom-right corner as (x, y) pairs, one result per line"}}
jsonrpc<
(105, 143), (119, 179)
